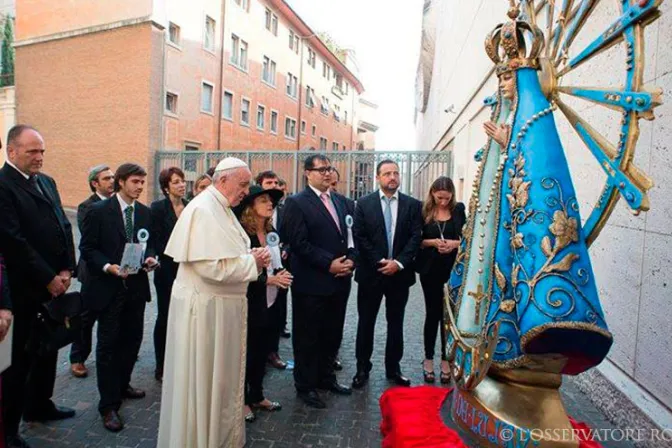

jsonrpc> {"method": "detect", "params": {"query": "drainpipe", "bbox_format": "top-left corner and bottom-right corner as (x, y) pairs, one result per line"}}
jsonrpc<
(216, 0), (228, 150)
(350, 86), (356, 150)
(296, 39), (305, 151)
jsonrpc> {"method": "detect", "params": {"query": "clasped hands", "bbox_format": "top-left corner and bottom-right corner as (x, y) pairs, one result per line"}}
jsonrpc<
(433, 239), (460, 254)
(330, 256), (354, 278)
(47, 269), (74, 297)
(0, 309), (12, 342)
(251, 247), (272, 272)
(483, 121), (510, 147)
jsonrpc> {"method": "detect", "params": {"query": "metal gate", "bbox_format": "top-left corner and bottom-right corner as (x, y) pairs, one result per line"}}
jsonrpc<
(154, 150), (453, 201)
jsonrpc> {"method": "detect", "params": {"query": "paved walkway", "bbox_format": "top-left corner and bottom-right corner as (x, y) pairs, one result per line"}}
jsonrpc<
(19, 216), (631, 447)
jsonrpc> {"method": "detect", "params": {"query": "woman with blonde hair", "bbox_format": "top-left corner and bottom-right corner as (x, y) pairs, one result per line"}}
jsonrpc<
(238, 186), (293, 422)
(415, 176), (465, 383)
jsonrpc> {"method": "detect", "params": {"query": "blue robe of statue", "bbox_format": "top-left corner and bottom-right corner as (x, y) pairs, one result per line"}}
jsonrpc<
(448, 67), (613, 375)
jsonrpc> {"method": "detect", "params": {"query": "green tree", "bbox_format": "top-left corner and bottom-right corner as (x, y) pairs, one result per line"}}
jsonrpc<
(1, 16), (14, 87)
(317, 31), (346, 63)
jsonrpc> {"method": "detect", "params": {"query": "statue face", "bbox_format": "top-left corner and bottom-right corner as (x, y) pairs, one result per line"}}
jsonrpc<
(499, 71), (515, 100)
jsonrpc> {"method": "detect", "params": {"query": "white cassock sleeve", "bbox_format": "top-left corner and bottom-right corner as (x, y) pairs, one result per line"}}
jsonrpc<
(191, 255), (258, 284)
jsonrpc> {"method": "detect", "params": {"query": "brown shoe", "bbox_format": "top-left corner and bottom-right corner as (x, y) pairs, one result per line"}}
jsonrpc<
(102, 410), (123, 432)
(70, 363), (88, 378)
(267, 352), (287, 370)
(122, 386), (146, 399)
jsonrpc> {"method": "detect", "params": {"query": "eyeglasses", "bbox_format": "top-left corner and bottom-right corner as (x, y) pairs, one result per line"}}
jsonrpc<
(307, 166), (335, 175)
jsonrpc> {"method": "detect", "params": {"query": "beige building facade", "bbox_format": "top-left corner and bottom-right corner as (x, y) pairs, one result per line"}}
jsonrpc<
(415, 0), (672, 432)
(14, 0), (371, 207)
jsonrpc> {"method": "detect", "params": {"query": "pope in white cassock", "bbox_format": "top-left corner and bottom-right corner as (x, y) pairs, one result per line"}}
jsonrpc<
(157, 157), (271, 448)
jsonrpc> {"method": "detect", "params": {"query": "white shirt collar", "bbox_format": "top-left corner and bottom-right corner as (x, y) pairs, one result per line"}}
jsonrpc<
(116, 193), (135, 211)
(5, 160), (30, 180)
(309, 184), (329, 198)
(379, 189), (399, 201)
(96, 192), (109, 201)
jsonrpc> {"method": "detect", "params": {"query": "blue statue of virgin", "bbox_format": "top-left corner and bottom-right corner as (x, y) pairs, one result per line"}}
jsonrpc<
(446, 3), (614, 385)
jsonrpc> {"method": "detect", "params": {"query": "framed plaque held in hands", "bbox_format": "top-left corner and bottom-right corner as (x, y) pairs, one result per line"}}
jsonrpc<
(120, 228), (149, 276)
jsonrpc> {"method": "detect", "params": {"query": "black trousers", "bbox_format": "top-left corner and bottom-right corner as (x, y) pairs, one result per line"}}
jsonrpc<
(292, 289), (349, 392)
(355, 281), (410, 375)
(96, 289), (145, 414)
(420, 274), (447, 360)
(268, 289), (287, 354)
(245, 322), (270, 405)
(153, 275), (174, 372)
(2, 304), (58, 437)
(69, 310), (96, 364)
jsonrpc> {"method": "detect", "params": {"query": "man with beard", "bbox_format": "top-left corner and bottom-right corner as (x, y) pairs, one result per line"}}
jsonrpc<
(352, 159), (422, 389)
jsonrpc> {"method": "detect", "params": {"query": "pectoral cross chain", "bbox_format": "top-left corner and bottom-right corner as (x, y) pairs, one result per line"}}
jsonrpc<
(467, 284), (487, 325)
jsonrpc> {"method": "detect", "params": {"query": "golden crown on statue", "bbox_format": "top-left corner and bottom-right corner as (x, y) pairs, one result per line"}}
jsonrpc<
(485, 0), (545, 76)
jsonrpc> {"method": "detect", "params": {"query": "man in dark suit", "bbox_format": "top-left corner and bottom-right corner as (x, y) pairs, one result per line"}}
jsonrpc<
(0, 125), (77, 448)
(79, 163), (157, 432)
(69, 164), (115, 379)
(352, 159), (423, 389)
(282, 154), (354, 409)
(256, 170), (288, 370)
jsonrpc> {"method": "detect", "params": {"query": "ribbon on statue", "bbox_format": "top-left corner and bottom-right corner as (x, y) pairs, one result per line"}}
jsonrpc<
(266, 232), (283, 308)
(345, 215), (355, 249)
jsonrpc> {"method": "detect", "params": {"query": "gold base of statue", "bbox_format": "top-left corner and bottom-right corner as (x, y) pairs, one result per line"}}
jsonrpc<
(450, 367), (580, 447)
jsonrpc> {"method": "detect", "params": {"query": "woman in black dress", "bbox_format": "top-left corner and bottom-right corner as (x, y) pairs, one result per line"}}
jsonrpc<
(151, 167), (187, 382)
(415, 176), (465, 383)
(238, 186), (293, 422)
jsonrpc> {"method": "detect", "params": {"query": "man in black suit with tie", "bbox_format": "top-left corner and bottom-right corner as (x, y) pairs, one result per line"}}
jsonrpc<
(69, 164), (115, 379)
(352, 159), (423, 389)
(282, 154), (354, 409)
(0, 125), (77, 448)
(79, 163), (157, 432)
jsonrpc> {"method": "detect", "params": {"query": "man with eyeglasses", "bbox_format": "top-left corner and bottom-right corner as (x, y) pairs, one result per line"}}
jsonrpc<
(282, 154), (354, 409)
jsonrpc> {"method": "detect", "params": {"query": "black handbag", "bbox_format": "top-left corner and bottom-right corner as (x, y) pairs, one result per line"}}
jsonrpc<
(36, 291), (85, 353)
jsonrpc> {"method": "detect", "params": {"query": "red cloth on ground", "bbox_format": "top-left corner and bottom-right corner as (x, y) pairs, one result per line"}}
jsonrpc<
(570, 417), (604, 448)
(380, 385), (604, 448)
(380, 386), (466, 448)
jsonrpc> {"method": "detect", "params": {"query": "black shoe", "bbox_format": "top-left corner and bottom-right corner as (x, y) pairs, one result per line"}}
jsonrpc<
(24, 404), (76, 422)
(102, 410), (124, 432)
(122, 386), (146, 399)
(297, 390), (326, 409)
(318, 381), (352, 395)
(155, 368), (163, 382)
(352, 370), (369, 389)
(6, 435), (31, 448)
(387, 372), (411, 387)
(333, 359), (343, 371)
(281, 327), (291, 338)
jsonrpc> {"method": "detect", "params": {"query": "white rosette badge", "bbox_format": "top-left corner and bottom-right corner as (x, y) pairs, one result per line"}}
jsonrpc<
(265, 232), (283, 308)
(345, 215), (355, 249)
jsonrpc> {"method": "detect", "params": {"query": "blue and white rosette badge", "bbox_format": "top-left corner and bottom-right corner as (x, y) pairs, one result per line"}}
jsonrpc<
(345, 215), (355, 249)
(266, 232), (283, 270)
(137, 228), (149, 259)
(137, 228), (149, 248)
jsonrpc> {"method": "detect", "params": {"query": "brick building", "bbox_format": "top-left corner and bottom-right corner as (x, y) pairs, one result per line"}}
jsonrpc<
(15, 0), (367, 207)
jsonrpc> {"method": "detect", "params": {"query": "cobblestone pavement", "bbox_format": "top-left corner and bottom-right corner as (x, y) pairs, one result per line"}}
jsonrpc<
(20, 215), (632, 447)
